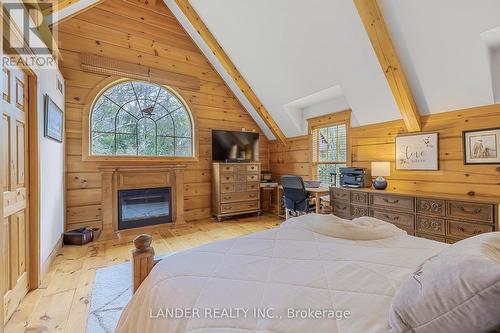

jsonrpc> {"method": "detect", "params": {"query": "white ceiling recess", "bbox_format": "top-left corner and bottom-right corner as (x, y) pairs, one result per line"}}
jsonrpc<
(173, 0), (401, 137)
(379, 0), (500, 115)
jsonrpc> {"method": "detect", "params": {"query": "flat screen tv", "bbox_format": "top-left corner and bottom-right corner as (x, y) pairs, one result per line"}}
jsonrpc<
(212, 130), (259, 162)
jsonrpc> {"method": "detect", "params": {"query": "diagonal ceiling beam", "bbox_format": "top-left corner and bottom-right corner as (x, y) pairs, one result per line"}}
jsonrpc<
(41, 0), (78, 16)
(353, 0), (421, 132)
(175, 0), (287, 142)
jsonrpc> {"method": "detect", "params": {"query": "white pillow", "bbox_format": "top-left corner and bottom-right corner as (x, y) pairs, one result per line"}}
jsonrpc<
(389, 232), (500, 333)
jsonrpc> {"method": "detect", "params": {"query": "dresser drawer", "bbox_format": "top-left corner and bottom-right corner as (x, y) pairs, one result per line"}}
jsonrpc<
(220, 174), (235, 183)
(416, 233), (446, 243)
(246, 174), (259, 182)
(371, 209), (414, 228)
(236, 165), (248, 174)
(246, 182), (260, 192)
(370, 193), (414, 212)
(332, 201), (350, 219)
(235, 173), (247, 182)
(331, 188), (350, 202)
(446, 220), (493, 239)
(398, 224), (415, 236)
(350, 204), (369, 218)
(221, 192), (259, 203)
(220, 201), (259, 214)
(221, 184), (235, 193)
(416, 215), (445, 236)
(446, 201), (494, 224)
(350, 191), (369, 206)
(247, 165), (259, 173)
(220, 165), (235, 173)
(416, 198), (445, 216)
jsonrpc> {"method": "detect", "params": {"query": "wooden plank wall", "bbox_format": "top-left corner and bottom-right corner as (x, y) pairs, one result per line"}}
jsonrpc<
(351, 104), (500, 198)
(269, 135), (311, 182)
(270, 104), (500, 198)
(58, 0), (269, 231)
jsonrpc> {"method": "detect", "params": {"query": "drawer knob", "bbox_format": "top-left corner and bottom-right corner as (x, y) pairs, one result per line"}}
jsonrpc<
(249, 194), (257, 198)
(383, 198), (399, 204)
(458, 227), (465, 232)
(459, 206), (481, 214)
(383, 214), (400, 221)
(223, 196), (231, 200)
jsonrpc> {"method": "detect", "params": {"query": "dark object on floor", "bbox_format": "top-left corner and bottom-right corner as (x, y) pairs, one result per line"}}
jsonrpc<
(63, 228), (94, 245)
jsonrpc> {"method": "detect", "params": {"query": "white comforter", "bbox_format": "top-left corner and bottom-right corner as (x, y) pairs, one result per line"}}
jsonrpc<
(115, 215), (446, 333)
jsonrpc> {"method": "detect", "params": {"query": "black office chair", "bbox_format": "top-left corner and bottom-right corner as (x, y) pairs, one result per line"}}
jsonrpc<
(281, 175), (317, 219)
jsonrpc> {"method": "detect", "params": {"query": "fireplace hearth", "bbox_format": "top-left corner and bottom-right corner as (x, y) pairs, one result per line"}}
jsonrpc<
(118, 187), (172, 230)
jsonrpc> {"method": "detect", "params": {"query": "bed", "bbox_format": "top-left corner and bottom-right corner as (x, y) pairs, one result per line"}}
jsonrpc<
(115, 214), (448, 333)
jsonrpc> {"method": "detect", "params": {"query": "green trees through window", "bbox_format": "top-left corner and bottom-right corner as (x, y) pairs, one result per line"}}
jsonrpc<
(312, 123), (347, 185)
(90, 80), (193, 157)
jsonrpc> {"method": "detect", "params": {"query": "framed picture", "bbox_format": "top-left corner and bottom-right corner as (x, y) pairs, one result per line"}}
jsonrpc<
(44, 94), (63, 142)
(463, 127), (500, 164)
(395, 132), (439, 170)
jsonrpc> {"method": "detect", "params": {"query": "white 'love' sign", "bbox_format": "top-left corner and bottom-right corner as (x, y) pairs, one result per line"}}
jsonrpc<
(395, 133), (439, 170)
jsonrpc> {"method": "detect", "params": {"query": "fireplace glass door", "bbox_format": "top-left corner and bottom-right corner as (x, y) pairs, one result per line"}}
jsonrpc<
(118, 187), (172, 230)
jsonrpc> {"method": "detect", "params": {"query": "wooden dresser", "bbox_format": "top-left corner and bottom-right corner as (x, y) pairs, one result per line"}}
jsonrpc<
(212, 162), (261, 221)
(330, 187), (498, 243)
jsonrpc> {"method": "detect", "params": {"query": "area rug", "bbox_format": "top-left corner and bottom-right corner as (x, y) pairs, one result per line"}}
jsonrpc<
(86, 254), (172, 333)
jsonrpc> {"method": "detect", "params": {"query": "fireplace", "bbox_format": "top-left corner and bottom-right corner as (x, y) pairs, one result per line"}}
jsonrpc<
(118, 187), (172, 230)
(99, 165), (185, 239)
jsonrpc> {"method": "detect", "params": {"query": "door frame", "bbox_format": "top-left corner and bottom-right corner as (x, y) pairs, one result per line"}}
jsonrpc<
(27, 72), (40, 290)
(0, 64), (40, 329)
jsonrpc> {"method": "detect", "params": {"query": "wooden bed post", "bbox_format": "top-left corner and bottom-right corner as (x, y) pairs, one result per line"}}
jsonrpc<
(131, 234), (155, 293)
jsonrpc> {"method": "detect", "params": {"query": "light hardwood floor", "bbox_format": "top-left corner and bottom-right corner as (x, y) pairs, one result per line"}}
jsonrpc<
(6, 215), (281, 333)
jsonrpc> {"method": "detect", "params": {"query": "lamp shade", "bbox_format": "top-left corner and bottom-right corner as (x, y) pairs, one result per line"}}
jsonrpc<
(371, 161), (391, 177)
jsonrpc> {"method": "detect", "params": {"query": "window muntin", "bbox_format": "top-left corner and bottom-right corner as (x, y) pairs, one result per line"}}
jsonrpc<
(312, 123), (347, 185)
(90, 80), (193, 157)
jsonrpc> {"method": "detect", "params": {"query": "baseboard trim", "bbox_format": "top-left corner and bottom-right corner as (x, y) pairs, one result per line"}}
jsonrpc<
(40, 236), (63, 285)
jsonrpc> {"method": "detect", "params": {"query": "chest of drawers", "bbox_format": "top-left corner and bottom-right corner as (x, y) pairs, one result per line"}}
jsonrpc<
(330, 187), (498, 243)
(212, 163), (261, 221)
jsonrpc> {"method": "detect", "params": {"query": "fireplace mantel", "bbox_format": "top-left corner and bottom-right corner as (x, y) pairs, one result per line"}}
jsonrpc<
(98, 165), (186, 239)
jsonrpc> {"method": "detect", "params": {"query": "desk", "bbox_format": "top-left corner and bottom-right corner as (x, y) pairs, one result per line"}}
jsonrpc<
(277, 185), (329, 216)
(306, 187), (330, 213)
(260, 182), (278, 212)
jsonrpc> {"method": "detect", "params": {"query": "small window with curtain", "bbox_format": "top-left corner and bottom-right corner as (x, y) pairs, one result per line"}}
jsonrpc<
(311, 122), (348, 186)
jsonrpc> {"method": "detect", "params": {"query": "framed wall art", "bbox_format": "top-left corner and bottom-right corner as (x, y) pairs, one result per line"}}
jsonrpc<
(44, 94), (64, 142)
(395, 132), (439, 170)
(463, 127), (500, 165)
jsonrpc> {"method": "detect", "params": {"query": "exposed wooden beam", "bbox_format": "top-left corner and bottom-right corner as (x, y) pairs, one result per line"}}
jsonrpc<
(19, 1), (61, 59)
(44, 0), (107, 26)
(175, 0), (287, 142)
(42, 0), (79, 16)
(353, 0), (421, 132)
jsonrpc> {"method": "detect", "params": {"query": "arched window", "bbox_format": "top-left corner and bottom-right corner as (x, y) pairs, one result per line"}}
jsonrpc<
(90, 80), (194, 157)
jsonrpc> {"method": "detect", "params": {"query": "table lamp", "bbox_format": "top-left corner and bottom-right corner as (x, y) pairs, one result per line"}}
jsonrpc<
(371, 161), (390, 190)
